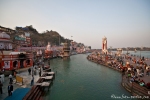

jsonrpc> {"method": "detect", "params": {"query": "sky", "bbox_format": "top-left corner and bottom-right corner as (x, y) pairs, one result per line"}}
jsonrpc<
(0, 0), (150, 49)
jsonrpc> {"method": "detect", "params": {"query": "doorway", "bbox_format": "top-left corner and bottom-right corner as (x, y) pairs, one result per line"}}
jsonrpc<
(13, 61), (18, 69)
(20, 59), (25, 68)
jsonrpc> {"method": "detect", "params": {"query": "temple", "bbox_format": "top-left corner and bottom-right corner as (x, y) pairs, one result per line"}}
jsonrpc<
(44, 42), (53, 59)
(0, 32), (33, 71)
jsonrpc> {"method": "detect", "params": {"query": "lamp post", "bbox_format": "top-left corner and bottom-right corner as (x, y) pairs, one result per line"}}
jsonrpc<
(59, 36), (60, 46)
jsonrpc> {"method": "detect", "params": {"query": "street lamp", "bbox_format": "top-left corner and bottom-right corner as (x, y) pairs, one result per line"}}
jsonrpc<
(59, 35), (60, 46)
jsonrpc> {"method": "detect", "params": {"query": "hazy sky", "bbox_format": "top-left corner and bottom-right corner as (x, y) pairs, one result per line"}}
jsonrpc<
(0, 0), (150, 49)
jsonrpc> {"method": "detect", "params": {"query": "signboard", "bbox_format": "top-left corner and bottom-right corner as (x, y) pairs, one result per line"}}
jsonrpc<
(16, 75), (23, 85)
(4, 61), (10, 68)
(14, 36), (25, 41)
(25, 32), (30, 37)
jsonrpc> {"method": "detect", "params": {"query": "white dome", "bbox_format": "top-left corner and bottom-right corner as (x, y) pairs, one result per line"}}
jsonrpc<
(0, 32), (10, 39)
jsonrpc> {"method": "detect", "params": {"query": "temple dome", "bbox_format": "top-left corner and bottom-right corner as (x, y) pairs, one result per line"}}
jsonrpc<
(0, 32), (10, 39)
(46, 42), (51, 51)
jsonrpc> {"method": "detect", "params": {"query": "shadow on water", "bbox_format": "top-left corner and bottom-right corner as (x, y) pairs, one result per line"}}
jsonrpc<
(62, 58), (71, 69)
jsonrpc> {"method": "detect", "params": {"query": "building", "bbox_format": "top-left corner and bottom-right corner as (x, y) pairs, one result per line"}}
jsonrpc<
(0, 32), (13, 50)
(63, 42), (70, 59)
(0, 32), (33, 71)
(0, 26), (16, 34)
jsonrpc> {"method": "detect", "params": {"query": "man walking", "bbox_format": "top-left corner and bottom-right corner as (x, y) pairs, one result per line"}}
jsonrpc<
(8, 83), (13, 96)
(28, 68), (31, 75)
(39, 68), (41, 77)
(9, 74), (13, 83)
(30, 75), (34, 86)
(0, 81), (3, 94)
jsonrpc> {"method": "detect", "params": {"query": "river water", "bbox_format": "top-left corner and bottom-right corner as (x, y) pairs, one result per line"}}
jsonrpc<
(112, 50), (150, 58)
(45, 54), (134, 100)
(125, 51), (150, 58)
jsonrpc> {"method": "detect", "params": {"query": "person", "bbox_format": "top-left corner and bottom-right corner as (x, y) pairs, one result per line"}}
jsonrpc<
(0, 76), (1, 83)
(33, 62), (35, 67)
(2, 66), (5, 72)
(30, 75), (34, 86)
(0, 81), (3, 94)
(28, 68), (31, 75)
(142, 56), (145, 61)
(139, 81), (145, 86)
(146, 66), (150, 76)
(39, 68), (41, 77)
(122, 68), (125, 76)
(8, 83), (13, 96)
(9, 74), (13, 83)
(13, 70), (16, 78)
(146, 82), (150, 89)
(130, 77), (134, 83)
(0, 72), (4, 83)
(48, 59), (50, 65)
(31, 66), (34, 75)
(42, 61), (44, 69)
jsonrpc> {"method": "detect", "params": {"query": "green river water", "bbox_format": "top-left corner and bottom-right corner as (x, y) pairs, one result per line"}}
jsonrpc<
(45, 54), (132, 100)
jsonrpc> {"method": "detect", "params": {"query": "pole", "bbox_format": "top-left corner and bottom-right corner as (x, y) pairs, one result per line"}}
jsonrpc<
(59, 35), (60, 46)
(140, 49), (141, 59)
(140, 46), (142, 59)
(30, 37), (33, 67)
(18, 41), (20, 74)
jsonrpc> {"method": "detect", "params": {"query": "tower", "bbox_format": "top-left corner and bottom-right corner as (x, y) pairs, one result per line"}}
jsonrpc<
(102, 36), (108, 54)
(63, 42), (70, 59)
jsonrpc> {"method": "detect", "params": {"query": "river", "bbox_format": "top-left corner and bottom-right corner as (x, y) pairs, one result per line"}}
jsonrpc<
(125, 51), (150, 58)
(45, 54), (132, 100)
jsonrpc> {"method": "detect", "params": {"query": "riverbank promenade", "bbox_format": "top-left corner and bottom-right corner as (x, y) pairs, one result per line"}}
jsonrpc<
(0, 67), (41, 100)
(87, 52), (150, 98)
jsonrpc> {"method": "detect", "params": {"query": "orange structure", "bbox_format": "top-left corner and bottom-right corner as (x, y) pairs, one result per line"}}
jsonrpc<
(44, 42), (53, 59)
(44, 50), (53, 59)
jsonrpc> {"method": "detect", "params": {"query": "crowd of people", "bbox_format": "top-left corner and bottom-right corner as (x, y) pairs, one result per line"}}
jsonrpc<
(28, 58), (50, 86)
(87, 52), (150, 89)
(0, 72), (14, 96)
